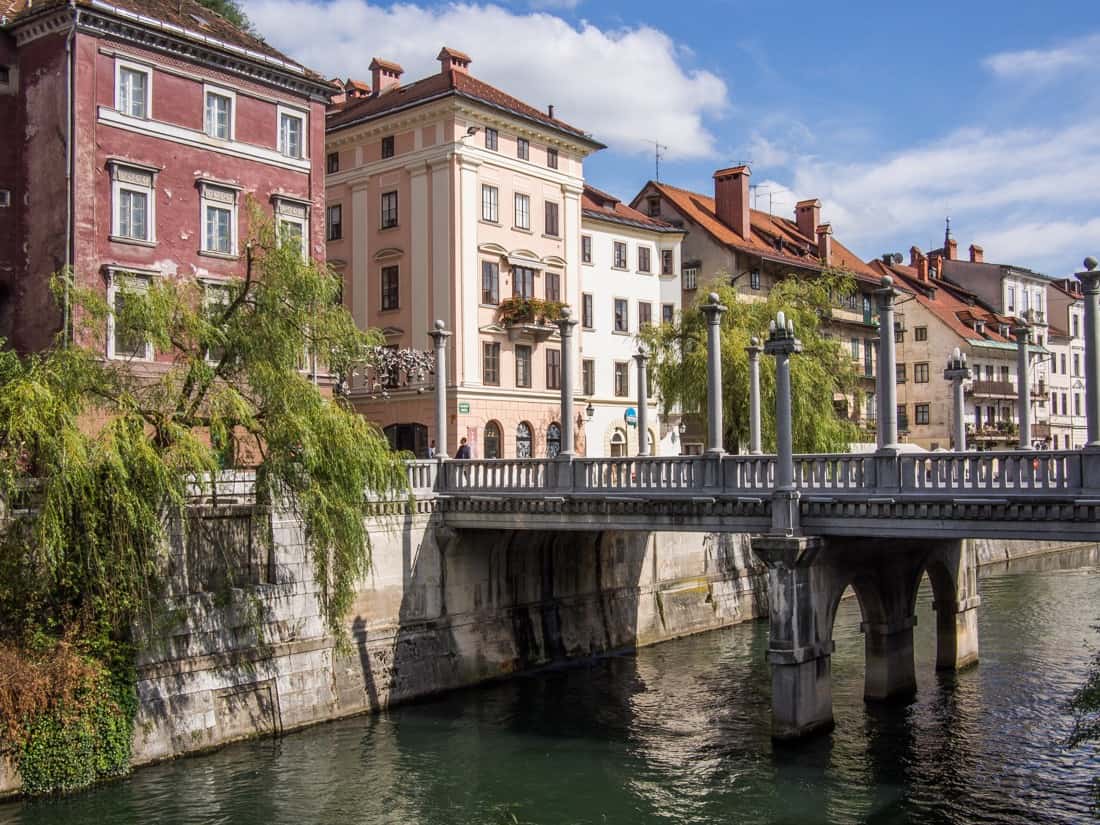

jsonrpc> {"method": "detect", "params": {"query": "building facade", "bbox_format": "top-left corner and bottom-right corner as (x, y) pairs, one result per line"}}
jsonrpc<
(579, 185), (684, 457)
(1046, 278), (1087, 450)
(325, 48), (604, 458)
(0, 0), (332, 356)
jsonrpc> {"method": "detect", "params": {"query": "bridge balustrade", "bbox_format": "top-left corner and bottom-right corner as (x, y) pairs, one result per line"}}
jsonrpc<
(441, 458), (551, 492)
(793, 454), (869, 490)
(898, 450), (1082, 494)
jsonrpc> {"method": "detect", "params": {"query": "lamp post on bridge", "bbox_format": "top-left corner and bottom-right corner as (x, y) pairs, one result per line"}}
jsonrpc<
(554, 307), (579, 460)
(875, 275), (900, 452)
(943, 347), (971, 452)
(1014, 324), (1033, 450)
(765, 310), (802, 534)
(634, 345), (650, 457)
(1077, 257), (1100, 451)
(701, 293), (727, 455)
(747, 336), (763, 455)
(428, 320), (451, 460)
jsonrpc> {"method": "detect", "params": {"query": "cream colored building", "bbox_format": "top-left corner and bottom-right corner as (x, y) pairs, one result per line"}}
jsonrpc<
(325, 48), (603, 457)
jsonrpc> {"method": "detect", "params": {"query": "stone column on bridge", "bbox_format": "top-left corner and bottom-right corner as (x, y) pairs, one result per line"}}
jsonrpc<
(1014, 324), (1033, 450)
(765, 311), (802, 535)
(555, 307), (579, 461)
(747, 336), (763, 455)
(634, 346), (650, 457)
(876, 275), (900, 452)
(1077, 257), (1100, 450)
(943, 348), (971, 451)
(701, 293), (727, 455)
(428, 320), (452, 460)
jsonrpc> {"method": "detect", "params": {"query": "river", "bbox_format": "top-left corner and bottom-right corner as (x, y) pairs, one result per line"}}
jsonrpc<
(4, 546), (1099, 824)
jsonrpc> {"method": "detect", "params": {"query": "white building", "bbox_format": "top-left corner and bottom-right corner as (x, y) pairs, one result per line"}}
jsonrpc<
(1046, 279), (1088, 450)
(579, 186), (685, 457)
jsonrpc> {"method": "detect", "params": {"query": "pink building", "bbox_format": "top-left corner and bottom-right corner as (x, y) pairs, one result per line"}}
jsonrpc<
(0, 0), (333, 357)
(326, 49), (604, 458)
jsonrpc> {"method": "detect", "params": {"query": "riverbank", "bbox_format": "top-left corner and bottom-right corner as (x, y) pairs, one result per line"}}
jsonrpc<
(0, 523), (1093, 799)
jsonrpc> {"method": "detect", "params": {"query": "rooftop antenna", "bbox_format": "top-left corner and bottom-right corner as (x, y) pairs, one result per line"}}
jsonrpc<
(652, 140), (669, 181)
(751, 184), (770, 211)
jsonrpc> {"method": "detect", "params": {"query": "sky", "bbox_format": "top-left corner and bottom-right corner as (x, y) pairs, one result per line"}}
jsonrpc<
(243, 0), (1100, 277)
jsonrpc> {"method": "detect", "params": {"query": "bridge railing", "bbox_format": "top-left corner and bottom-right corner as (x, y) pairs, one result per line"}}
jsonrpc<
(898, 450), (1082, 493)
(573, 456), (711, 492)
(794, 454), (871, 491)
(441, 458), (551, 492)
(405, 460), (440, 496)
(722, 455), (776, 491)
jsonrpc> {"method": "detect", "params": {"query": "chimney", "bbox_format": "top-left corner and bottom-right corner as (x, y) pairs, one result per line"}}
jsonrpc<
(945, 237), (958, 260)
(929, 252), (943, 279)
(910, 246), (929, 282)
(369, 58), (404, 95)
(816, 223), (833, 265)
(795, 198), (821, 242)
(437, 46), (471, 75)
(713, 165), (751, 240)
(969, 243), (984, 263)
(548, 104), (554, 119)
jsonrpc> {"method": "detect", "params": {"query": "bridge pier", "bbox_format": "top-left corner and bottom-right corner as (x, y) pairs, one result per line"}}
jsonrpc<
(751, 534), (980, 739)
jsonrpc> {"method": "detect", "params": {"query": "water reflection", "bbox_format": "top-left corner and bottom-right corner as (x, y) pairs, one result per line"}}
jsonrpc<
(3, 550), (1098, 825)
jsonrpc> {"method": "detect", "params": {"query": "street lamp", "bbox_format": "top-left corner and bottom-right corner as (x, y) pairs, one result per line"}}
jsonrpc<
(585, 401), (595, 421)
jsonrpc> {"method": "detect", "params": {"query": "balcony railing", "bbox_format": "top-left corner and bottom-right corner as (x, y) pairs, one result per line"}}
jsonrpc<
(969, 380), (1016, 397)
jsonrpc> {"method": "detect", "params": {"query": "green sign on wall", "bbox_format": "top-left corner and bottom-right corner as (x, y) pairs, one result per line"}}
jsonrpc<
(458, 402), (471, 414)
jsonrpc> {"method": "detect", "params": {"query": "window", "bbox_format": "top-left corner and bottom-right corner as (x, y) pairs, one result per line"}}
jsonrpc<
(914, 326), (928, 342)
(915, 403), (930, 425)
(895, 363), (906, 383)
(380, 190), (398, 228)
(614, 362), (629, 397)
(544, 201), (559, 236)
(326, 152), (339, 174)
(582, 359), (595, 396)
(1075, 394), (1082, 416)
(646, 196), (660, 217)
(897, 404), (908, 428)
(516, 422), (533, 458)
(1007, 285), (1016, 314)
(662, 303), (674, 325)
(614, 298), (628, 333)
(1061, 353), (1067, 374)
(380, 265), (399, 311)
(116, 62), (149, 118)
(1073, 353), (1080, 377)
(0, 66), (9, 86)
(517, 137), (529, 160)
(582, 293), (594, 329)
(661, 249), (673, 275)
(546, 349), (561, 390)
(582, 235), (593, 264)
(613, 242), (627, 269)
(484, 421), (501, 459)
(864, 338), (874, 376)
(638, 246), (651, 273)
(1062, 393), (1068, 415)
(203, 281), (231, 364)
(683, 267), (698, 290)
(200, 182), (237, 255)
(985, 365), (994, 380)
(483, 342), (500, 385)
(638, 301), (652, 328)
(0, 190), (9, 208)
(482, 184), (499, 223)
(514, 193), (530, 230)
(108, 271), (153, 360)
(850, 337), (860, 360)
(109, 162), (155, 243)
(1000, 365), (1010, 382)
(278, 107), (305, 158)
(513, 266), (535, 299)
(1073, 315), (1080, 338)
(515, 345), (532, 388)
(914, 362), (929, 383)
(546, 423), (562, 458)
(545, 271), (561, 303)
(381, 135), (394, 159)
(546, 147), (558, 169)
(481, 261), (499, 305)
(747, 269), (760, 290)
(484, 127), (498, 151)
(274, 197), (308, 258)
(326, 204), (342, 241)
(895, 326), (904, 344)
(204, 87), (233, 139)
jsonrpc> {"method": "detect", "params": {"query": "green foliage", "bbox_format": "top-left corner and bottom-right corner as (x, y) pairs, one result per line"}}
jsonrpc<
(1067, 625), (1100, 809)
(497, 296), (567, 326)
(642, 268), (861, 453)
(195, 0), (253, 32)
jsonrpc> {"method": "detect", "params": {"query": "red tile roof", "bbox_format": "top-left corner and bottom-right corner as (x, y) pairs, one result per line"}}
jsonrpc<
(868, 259), (1016, 346)
(643, 180), (880, 284)
(2, 0), (329, 82)
(327, 66), (604, 147)
(582, 185), (682, 233)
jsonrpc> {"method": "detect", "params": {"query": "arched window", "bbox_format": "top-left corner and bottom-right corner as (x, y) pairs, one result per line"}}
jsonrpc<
(484, 420), (502, 459)
(610, 428), (626, 458)
(516, 421), (533, 458)
(546, 422), (562, 458)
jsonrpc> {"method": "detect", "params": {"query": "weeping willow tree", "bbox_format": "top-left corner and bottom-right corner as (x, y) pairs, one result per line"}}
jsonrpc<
(642, 268), (861, 453)
(1067, 627), (1100, 810)
(0, 206), (406, 792)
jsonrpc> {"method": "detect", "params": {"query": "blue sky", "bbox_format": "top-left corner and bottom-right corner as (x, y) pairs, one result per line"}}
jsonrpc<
(245, 0), (1100, 276)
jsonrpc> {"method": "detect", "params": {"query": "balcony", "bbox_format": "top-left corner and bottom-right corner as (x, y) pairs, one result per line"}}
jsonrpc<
(967, 421), (1019, 441)
(497, 298), (566, 342)
(969, 380), (1016, 398)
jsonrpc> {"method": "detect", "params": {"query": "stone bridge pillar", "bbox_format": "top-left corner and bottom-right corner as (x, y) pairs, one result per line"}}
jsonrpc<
(928, 540), (981, 671)
(701, 293), (727, 455)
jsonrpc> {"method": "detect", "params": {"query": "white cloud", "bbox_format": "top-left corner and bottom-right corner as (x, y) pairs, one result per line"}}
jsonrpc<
(983, 33), (1100, 79)
(527, 0), (582, 9)
(244, 0), (728, 158)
